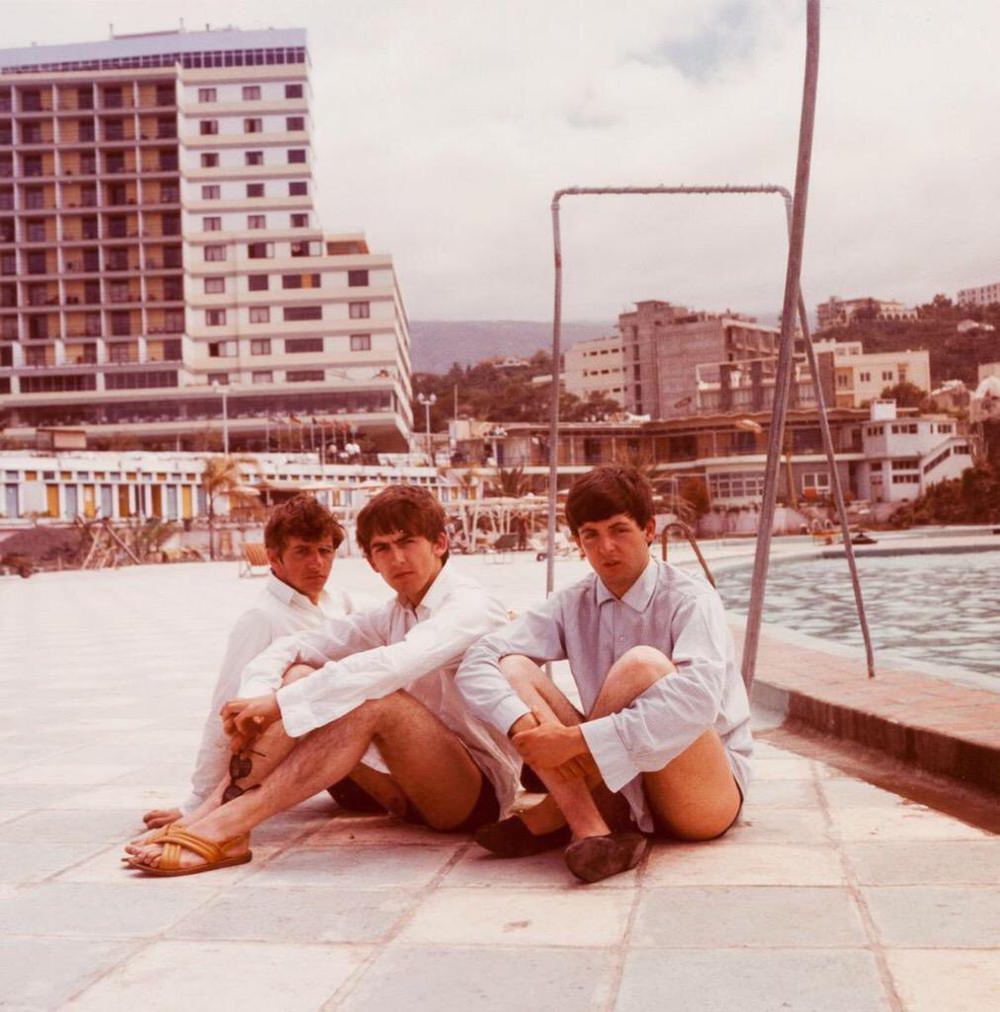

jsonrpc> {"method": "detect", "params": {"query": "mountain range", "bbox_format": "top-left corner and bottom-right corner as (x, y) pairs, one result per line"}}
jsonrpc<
(409, 320), (612, 373)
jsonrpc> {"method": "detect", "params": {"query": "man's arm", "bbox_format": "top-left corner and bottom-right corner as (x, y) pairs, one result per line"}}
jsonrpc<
(269, 587), (510, 738)
(455, 594), (568, 736)
(579, 589), (740, 793)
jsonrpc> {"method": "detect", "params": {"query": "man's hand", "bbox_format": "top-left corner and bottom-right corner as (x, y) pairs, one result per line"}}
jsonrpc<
(221, 692), (281, 751)
(512, 721), (589, 780)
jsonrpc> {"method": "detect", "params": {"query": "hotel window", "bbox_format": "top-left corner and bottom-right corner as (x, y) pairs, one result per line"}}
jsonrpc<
(244, 117), (263, 133)
(290, 213), (308, 228)
(282, 273), (320, 289)
(198, 87), (217, 103)
(208, 372), (229, 385)
(285, 83), (303, 98)
(348, 269), (369, 287)
(350, 334), (371, 352)
(201, 185), (221, 200)
(287, 148), (306, 164)
(242, 85), (261, 101)
(247, 214), (266, 230)
(349, 301), (370, 319)
(287, 369), (324, 382)
(859, 371), (871, 382)
(286, 116), (305, 131)
(882, 370), (893, 381)
(206, 309), (227, 326)
(249, 306), (271, 324)
(288, 181), (307, 196)
(208, 340), (236, 357)
(245, 150), (263, 166)
(248, 274), (269, 292)
(247, 242), (273, 259)
(202, 216), (222, 231)
(246, 183), (265, 198)
(283, 305), (322, 321)
(200, 152), (219, 168)
(252, 370), (273, 384)
(286, 337), (323, 353)
(204, 245), (226, 262)
(204, 276), (226, 294)
(200, 120), (218, 136)
(250, 338), (271, 355)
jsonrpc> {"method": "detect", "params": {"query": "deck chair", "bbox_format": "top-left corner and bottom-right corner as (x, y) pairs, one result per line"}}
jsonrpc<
(239, 542), (270, 578)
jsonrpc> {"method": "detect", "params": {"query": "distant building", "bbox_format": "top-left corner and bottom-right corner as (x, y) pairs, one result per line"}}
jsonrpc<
(0, 28), (413, 452)
(562, 334), (624, 405)
(930, 380), (970, 413)
(855, 400), (972, 503)
(816, 297), (917, 330)
(811, 340), (931, 407)
(618, 300), (779, 419)
(956, 319), (995, 334)
(957, 281), (1000, 307)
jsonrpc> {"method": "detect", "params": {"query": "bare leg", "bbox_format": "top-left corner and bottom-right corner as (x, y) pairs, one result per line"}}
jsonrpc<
(128, 691), (485, 870)
(589, 646), (741, 841)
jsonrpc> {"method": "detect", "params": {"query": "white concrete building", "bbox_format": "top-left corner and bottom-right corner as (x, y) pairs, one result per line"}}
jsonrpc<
(957, 281), (1000, 307)
(855, 400), (972, 503)
(562, 334), (625, 404)
(816, 296), (917, 330)
(0, 28), (412, 452)
(812, 340), (931, 408)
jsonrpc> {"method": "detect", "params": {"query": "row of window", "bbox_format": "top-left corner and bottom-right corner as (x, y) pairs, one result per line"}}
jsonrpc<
(202, 270), (367, 294)
(197, 177), (307, 198)
(201, 212), (309, 231)
(0, 46), (307, 76)
(199, 118), (306, 136)
(204, 303), (369, 326)
(208, 334), (372, 356)
(708, 471), (766, 499)
(197, 84), (303, 103)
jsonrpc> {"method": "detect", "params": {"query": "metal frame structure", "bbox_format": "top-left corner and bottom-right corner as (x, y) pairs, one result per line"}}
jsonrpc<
(545, 2), (871, 691)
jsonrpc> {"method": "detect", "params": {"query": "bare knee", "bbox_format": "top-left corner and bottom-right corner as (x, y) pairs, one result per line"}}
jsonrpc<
(281, 663), (317, 687)
(608, 646), (674, 686)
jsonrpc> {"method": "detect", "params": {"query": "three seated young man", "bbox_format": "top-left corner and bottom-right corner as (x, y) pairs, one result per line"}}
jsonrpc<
(125, 467), (751, 884)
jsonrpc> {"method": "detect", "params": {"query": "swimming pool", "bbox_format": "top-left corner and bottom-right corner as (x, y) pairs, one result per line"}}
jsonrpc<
(714, 550), (1000, 680)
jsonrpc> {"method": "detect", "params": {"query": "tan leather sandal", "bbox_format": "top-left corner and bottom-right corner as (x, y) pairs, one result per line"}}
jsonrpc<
(126, 827), (251, 877)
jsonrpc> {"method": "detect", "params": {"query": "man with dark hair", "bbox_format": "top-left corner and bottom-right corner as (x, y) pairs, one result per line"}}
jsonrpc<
(125, 485), (519, 875)
(140, 494), (354, 830)
(456, 464), (752, 883)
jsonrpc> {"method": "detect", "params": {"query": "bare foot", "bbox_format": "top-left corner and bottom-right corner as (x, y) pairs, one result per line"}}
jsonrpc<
(142, 807), (181, 829)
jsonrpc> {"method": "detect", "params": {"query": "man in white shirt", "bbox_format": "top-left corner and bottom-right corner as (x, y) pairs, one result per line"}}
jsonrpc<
(140, 494), (356, 831)
(456, 465), (751, 884)
(125, 485), (519, 876)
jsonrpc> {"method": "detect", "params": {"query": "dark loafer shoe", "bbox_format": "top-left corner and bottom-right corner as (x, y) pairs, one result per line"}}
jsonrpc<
(475, 815), (571, 858)
(563, 831), (649, 883)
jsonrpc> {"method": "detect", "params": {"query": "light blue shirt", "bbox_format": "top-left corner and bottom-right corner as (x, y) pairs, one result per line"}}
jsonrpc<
(456, 558), (752, 832)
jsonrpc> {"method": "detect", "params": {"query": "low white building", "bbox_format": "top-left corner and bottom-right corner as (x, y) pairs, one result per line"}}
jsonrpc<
(855, 400), (972, 503)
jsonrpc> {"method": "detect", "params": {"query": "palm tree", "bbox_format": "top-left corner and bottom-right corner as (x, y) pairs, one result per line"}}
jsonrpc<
(202, 455), (258, 560)
(490, 465), (531, 498)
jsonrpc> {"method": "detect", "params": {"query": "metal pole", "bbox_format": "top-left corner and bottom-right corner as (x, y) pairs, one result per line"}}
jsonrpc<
(222, 388), (229, 455)
(546, 198), (564, 596)
(742, 0), (821, 692)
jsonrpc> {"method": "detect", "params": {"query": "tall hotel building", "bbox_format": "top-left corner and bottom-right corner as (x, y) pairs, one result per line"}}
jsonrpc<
(0, 28), (413, 451)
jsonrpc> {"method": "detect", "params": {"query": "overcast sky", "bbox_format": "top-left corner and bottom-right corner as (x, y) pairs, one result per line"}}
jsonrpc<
(4, 1), (999, 325)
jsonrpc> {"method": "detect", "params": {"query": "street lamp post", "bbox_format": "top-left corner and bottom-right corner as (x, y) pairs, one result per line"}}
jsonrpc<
(211, 380), (229, 455)
(416, 392), (436, 462)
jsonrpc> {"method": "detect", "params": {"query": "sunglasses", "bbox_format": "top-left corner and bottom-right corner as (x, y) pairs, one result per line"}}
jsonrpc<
(222, 748), (266, 804)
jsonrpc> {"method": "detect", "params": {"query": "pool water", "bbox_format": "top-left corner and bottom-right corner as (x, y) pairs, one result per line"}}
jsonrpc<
(714, 551), (1000, 679)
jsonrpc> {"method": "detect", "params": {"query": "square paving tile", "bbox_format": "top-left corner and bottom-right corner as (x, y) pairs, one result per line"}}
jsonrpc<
(442, 846), (639, 889)
(1, 763), (135, 785)
(827, 804), (990, 841)
(341, 945), (615, 1011)
(398, 887), (633, 947)
(819, 778), (908, 807)
(0, 881), (215, 938)
(862, 886), (1000, 947)
(299, 814), (457, 848)
(885, 949), (1000, 1012)
(245, 844), (460, 889)
(845, 841), (1000, 885)
(70, 940), (367, 1011)
(0, 937), (135, 1009)
(0, 840), (106, 884)
(48, 784), (181, 811)
(745, 779), (822, 807)
(617, 949), (889, 1011)
(633, 886), (866, 947)
(0, 807), (143, 845)
(167, 885), (410, 944)
(752, 757), (817, 779)
(724, 808), (829, 845)
(645, 843), (845, 886)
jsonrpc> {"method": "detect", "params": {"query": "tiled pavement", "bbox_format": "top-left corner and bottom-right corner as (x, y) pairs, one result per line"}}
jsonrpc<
(1, 558), (998, 1011)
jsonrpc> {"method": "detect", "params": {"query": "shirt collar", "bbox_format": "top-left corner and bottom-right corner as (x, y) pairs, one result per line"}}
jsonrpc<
(396, 560), (452, 616)
(266, 572), (324, 611)
(595, 556), (659, 613)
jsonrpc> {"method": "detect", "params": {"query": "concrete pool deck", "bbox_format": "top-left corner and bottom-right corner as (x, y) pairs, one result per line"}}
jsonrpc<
(1, 553), (998, 1011)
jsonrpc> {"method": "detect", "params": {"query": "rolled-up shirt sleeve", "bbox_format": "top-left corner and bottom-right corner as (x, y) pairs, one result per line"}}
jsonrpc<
(275, 591), (507, 738)
(456, 596), (567, 735)
(580, 590), (732, 792)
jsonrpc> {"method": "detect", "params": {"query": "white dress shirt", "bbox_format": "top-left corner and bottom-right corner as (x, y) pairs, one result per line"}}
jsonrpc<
(240, 562), (522, 815)
(456, 557), (753, 833)
(179, 574), (354, 815)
